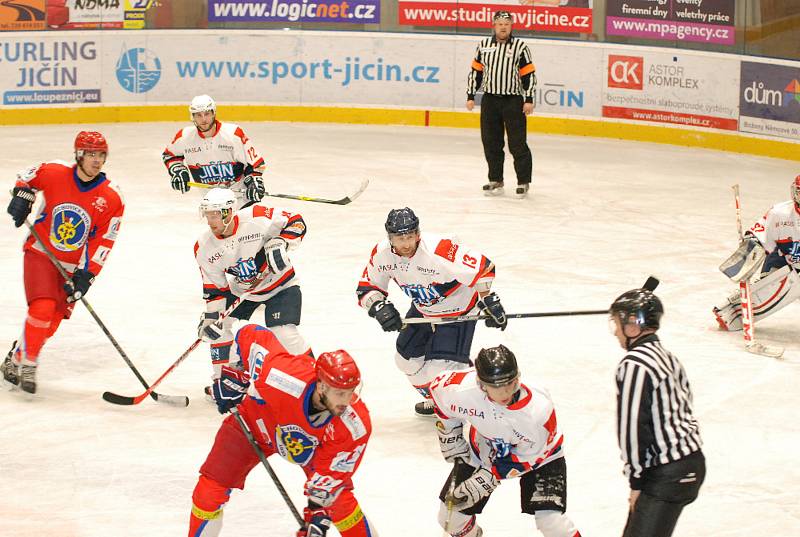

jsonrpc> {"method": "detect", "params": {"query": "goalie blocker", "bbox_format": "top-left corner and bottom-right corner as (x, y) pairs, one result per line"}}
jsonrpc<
(713, 265), (800, 331)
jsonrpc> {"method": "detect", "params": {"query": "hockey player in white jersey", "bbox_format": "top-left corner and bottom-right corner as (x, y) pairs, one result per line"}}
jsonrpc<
(163, 95), (266, 208)
(714, 175), (800, 330)
(429, 345), (581, 537)
(356, 207), (507, 417)
(195, 188), (309, 398)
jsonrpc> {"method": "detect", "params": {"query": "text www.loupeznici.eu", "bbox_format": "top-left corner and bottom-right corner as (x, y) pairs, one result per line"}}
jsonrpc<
(175, 57), (440, 86)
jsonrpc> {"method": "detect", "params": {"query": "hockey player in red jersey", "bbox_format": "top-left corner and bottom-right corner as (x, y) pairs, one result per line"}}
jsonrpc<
(188, 324), (377, 537)
(163, 95), (266, 208)
(429, 345), (581, 537)
(2, 131), (124, 394)
(356, 207), (507, 417)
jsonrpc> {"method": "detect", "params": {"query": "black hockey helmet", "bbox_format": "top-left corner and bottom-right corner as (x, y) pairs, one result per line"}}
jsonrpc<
(385, 207), (420, 235)
(609, 288), (664, 330)
(475, 345), (519, 387)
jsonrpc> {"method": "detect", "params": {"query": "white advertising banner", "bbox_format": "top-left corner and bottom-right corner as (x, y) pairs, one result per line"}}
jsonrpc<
(602, 48), (740, 131)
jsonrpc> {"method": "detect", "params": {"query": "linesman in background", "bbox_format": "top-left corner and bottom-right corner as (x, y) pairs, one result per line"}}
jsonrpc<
(467, 10), (536, 199)
(608, 288), (705, 537)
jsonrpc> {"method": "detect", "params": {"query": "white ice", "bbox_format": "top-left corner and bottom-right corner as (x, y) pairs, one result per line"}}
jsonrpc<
(1, 121), (798, 537)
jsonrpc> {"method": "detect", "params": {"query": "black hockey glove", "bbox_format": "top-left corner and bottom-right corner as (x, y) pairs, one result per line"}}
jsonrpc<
(64, 268), (95, 303)
(7, 186), (35, 228)
(168, 161), (191, 193)
(243, 173), (266, 202)
(478, 292), (507, 330)
(368, 300), (403, 332)
(297, 506), (332, 537)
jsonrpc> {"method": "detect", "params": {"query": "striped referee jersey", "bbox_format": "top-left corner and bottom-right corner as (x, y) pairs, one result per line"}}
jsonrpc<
(467, 36), (537, 101)
(616, 334), (702, 488)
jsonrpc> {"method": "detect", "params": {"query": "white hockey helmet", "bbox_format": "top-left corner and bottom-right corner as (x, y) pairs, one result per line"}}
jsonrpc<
(200, 188), (236, 218)
(792, 174), (800, 208)
(189, 95), (216, 118)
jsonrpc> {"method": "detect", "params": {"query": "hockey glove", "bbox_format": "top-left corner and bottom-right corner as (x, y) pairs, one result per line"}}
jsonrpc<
(243, 173), (266, 202)
(478, 292), (507, 331)
(451, 467), (498, 509)
(64, 268), (95, 303)
(368, 300), (403, 332)
(212, 365), (250, 414)
(297, 506), (332, 537)
(168, 161), (191, 193)
(436, 420), (469, 463)
(7, 186), (35, 228)
(197, 311), (224, 342)
(265, 237), (288, 274)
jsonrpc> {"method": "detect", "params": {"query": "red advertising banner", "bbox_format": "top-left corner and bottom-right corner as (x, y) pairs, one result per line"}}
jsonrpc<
(398, 1), (593, 34)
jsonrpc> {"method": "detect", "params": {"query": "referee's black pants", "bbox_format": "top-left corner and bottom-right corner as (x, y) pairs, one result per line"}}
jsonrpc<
(480, 93), (532, 185)
(623, 450), (706, 537)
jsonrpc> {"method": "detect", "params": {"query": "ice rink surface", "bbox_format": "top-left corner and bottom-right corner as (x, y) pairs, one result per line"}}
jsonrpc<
(0, 121), (798, 537)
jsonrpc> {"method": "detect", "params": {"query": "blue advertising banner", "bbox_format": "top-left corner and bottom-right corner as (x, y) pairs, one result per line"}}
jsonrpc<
(208, 0), (380, 23)
(739, 60), (800, 141)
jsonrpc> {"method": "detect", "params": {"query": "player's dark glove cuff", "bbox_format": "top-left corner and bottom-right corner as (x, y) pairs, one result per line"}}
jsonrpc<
(368, 300), (403, 332)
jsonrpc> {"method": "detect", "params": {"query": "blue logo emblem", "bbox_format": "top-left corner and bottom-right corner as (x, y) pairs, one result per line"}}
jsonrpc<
(116, 45), (161, 93)
(49, 203), (91, 252)
(275, 424), (319, 466)
(402, 283), (443, 307)
(226, 257), (259, 284)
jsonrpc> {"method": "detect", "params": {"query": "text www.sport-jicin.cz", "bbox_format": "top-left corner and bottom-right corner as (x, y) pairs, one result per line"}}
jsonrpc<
(175, 58), (440, 86)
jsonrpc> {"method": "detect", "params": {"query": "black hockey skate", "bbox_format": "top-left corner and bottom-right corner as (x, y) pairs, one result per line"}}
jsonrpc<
(19, 364), (37, 395)
(482, 181), (504, 197)
(515, 184), (530, 199)
(1, 341), (19, 387)
(414, 400), (436, 418)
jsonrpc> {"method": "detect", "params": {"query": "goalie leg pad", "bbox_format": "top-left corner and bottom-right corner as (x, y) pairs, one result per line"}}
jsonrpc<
(713, 266), (800, 331)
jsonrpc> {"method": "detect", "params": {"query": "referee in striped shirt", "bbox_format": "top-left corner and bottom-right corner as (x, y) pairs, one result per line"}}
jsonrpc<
(609, 288), (705, 537)
(467, 11), (536, 199)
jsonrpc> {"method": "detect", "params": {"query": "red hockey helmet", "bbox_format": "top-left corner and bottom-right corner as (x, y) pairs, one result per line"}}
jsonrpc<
(792, 175), (800, 207)
(316, 350), (361, 389)
(74, 131), (108, 158)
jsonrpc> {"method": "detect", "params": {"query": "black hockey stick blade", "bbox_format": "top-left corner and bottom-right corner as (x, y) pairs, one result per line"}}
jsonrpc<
(102, 390), (189, 407)
(269, 178), (369, 205)
(643, 276), (659, 291)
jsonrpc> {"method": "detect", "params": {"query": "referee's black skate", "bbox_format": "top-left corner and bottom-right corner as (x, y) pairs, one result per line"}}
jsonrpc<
(516, 184), (530, 199)
(482, 181), (504, 196)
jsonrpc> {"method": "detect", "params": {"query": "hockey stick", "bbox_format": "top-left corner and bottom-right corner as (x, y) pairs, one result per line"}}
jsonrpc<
(102, 288), (255, 406)
(187, 178), (369, 206)
(24, 220), (189, 406)
(231, 406), (305, 528)
(732, 186), (784, 359)
(404, 276), (659, 326)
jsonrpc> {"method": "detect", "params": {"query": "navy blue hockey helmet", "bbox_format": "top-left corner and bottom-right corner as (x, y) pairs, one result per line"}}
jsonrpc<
(475, 345), (519, 387)
(609, 288), (664, 330)
(385, 207), (420, 235)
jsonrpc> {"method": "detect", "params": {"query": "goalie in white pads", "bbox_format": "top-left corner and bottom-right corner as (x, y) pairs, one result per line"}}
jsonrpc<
(162, 95), (266, 208)
(195, 188), (309, 399)
(429, 345), (581, 537)
(714, 175), (800, 330)
(356, 207), (508, 417)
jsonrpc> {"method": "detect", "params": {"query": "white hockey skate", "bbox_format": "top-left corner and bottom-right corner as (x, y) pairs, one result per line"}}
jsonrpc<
(482, 181), (504, 197)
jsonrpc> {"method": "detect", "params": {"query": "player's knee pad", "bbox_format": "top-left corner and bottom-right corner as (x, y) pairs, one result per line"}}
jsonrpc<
(713, 265), (800, 331)
(27, 297), (58, 327)
(437, 504), (481, 537)
(533, 510), (581, 537)
(269, 324), (308, 355)
(189, 475), (230, 537)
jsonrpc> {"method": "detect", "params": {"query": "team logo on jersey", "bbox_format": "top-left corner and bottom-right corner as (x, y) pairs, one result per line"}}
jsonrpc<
(402, 283), (444, 307)
(275, 424), (319, 466)
(226, 256), (260, 284)
(486, 437), (512, 461)
(196, 162), (237, 183)
(49, 203), (91, 252)
(92, 196), (108, 212)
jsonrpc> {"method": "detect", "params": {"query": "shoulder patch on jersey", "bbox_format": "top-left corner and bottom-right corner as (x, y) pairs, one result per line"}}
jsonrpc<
(233, 126), (249, 144)
(544, 410), (558, 445)
(338, 407), (368, 441)
(434, 238), (459, 262)
(252, 205), (273, 219)
(265, 368), (307, 398)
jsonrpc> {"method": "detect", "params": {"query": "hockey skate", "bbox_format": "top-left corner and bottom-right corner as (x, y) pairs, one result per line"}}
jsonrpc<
(19, 364), (37, 395)
(415, 400), (436, 418)
(515, 184), (530, 199)
(482, 181), (504, 196)
(1, 341), (19, 388)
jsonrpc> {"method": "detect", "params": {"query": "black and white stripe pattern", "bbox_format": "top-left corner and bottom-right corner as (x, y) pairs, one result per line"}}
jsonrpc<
(467, 36), (536, 99)
(616, 335), (702, 485)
